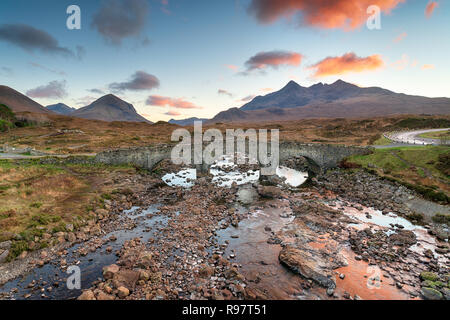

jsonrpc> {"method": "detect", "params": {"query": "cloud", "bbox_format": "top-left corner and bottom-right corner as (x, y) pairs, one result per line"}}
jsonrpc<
(109, 71), (160, 92)
(29, 62), (66, 76)
(310, 52), (384, 77)
(218, 89), (233, 97)
(225, 64), (239, 71)
(165, 110), (182, 116)
(422, 64), (435, 70)
(392, 54), (410, 70)
(425, 1), (438, 18)
(26, 80), (67, 99)
(0, 67), (13, 77)
(243, 50), (303, 74)
(87, 88), (105, 94)
(240, 95), (256, 102)
(146, 95), (202, 109)
(248, 0), (405, 30)
(0, 24), (81, 58)
(91, 0), (149, 45)
(393, 32), (407, 43)
(261, 87), (273, 93)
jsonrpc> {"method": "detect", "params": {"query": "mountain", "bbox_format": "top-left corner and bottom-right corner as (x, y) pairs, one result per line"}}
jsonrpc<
(0, 85), (53, 114)
(46, 103), (76, 115)
(168, 117), (207, 126)
(210, 80), (450, 123)
(241, 80), (391, 111)
(210, 108), (250, 123)
(71, 94), (152, 123)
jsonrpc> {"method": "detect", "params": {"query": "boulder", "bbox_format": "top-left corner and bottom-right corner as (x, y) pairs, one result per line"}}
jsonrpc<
(117, 286), (130, 299)
(421, 287), (443, 300)
(112, 269), (140, 291)
(279, 246), (335, 288)
(78, 290), (96, 300)
(103, 264), (120, 280)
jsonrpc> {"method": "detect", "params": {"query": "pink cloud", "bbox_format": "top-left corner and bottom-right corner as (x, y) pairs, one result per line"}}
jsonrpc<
(146, 95), (202, 109)
(393, 32), (407, 43)
(425, 1), (438, 18)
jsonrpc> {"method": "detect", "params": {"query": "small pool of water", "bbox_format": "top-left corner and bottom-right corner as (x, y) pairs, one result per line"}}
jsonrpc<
(162, 169), (196, 188)
(210, 156), (260, 188)
(0, 204), (166, 300)
(276, 166), (308, 187)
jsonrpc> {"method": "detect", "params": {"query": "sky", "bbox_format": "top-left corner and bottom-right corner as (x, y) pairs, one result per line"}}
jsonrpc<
(0, 0), (449, 122)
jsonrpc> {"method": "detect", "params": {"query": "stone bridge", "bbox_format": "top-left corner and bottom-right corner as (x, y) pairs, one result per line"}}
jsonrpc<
(94, 142), (371, 173)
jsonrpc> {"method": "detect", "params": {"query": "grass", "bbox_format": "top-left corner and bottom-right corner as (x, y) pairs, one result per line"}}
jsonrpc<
(418, 129), (450, 141)
(0, 159), (140, 259)
(347, 146), (450, 203)
(372, 135), (392, 146)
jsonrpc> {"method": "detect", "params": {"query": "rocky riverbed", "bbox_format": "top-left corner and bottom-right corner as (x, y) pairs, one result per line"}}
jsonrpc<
(0, 160), (448, 301)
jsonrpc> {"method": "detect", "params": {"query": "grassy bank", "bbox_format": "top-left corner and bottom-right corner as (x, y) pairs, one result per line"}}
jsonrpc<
(347, 146), (450, 204)
(418, 129), (450, 140)
(0, 159), (140, 260)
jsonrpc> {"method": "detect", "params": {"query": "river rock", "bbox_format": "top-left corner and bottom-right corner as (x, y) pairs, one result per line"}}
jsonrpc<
(0, 249), (9, 263)
(279, 246), (335, 288)
(117, 286), (130, 299)
(78, 290), (96, 300)
(103, 264), (120, 280)
(0, 240), (12, 250)
(421, 287), (443, 300)
(257, 186), (282, 199)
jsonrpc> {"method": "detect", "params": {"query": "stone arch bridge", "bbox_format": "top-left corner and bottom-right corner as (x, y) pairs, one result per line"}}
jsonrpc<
(94, 142), (371, 173)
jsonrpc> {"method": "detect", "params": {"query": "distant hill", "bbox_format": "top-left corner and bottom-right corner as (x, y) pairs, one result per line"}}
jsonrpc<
(168, 117), (207, 126)
(0, 85), (53, 114)
(210, 80), (450, 123)
(71, 94), (152, 123)
(46, 103), (76, 115)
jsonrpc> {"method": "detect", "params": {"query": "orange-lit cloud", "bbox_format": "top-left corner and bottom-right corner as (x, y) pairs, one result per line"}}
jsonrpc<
(243, 50), (302, 74)
(425, 1), (438, 18)
(146, 95), (202, 109)
(248, 0), (405, 30)
(310, 53), (384, 77)
(394, 32), (407, 43)
(422, 64), (435, 70)
(261, 87), (273, 93)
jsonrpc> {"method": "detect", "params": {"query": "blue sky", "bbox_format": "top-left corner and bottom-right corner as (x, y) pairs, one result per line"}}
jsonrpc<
(0, 0), (449, 122)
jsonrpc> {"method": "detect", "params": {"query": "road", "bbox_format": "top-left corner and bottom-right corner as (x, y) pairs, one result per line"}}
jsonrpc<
(385, 128), (449, 146)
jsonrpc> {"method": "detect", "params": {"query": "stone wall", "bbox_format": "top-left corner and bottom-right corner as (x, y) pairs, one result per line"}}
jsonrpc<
(94, 142), (372, 172)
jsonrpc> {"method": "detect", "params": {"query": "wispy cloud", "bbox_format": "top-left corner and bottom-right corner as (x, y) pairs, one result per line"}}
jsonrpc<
(310, 52), (384, 77)
(218, 89), (233, 97)
(109, 71), (160, 92)
(165, 110), (182, 116)
(29, 62), (66, 76)
(393, 32), (407, 43)
(0, 24), (83, 59)
(248, 0), (405, 30)
(422, 64), (435, 70)
(425, 1), (438, 18)
(146, 95), (202, 109)
(26, 80), (67, 99)
(87, 88), (105, 95)
(91, 0), (149, 45)
(0, 67), (13, 77)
